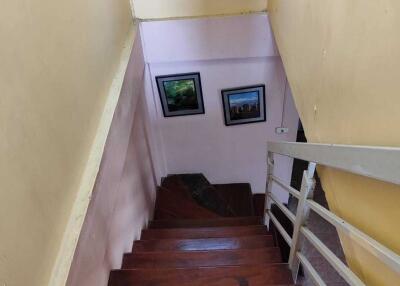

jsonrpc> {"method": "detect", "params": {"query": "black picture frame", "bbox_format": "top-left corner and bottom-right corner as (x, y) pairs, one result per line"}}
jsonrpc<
(221, 84), (266, 126)
(156, 72), (205, 117)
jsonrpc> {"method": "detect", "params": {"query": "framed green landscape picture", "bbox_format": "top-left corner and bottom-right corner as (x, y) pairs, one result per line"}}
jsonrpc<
(156, 73), (205, 117)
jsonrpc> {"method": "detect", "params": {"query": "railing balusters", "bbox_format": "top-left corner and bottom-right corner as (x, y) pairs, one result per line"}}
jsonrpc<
(288, 163), (316, 282)
(264, 151), (274, 228)
(265, 142), (400, 286)
(297, 252), (327, 286)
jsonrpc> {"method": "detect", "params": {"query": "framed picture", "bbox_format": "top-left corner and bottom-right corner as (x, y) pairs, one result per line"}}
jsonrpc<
(221, 85), (266, 126)
(156, 72), (205, 117)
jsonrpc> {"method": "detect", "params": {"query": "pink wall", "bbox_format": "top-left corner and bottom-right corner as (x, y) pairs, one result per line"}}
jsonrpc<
(66, 14), (299, 286)
(141, 15), (299, 199)
(66, 29), (157, 286)
(65, 14), (299, 286)
(141, 14), (278, 63)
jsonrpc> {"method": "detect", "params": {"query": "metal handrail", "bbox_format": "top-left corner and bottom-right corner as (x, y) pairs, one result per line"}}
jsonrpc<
(268, 141), (400, 185)
(297, 252), (327, 286)
(268, 209), (292, 247)
(301, 227), (365, 285)
(267, 191), (296, 223)
(264, 141), (400, 285)
(270, 175), (300, 199)
(307, 199), (400, 274)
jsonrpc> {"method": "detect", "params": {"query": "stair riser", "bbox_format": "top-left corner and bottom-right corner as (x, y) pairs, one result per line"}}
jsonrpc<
(149, 217), (262, 229)
(133, 236), (274, 252)
(141, 226), (269, 240)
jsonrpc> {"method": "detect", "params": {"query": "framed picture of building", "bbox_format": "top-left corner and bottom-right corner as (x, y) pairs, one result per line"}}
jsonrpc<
(156, 72), (205, 117)
(221, 85), (266, 126)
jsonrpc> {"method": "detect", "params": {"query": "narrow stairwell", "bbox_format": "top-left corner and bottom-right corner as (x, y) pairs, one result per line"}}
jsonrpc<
(108, 174), (296, 286)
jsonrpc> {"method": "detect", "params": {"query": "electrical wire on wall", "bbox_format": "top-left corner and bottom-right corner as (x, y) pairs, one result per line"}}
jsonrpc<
(276, 76), (289, 134)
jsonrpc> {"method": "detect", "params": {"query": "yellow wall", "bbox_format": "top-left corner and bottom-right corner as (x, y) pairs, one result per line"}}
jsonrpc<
(0, 1), (133, 286)
(268, 1), (400, 285)
(133, 0), (268, 19)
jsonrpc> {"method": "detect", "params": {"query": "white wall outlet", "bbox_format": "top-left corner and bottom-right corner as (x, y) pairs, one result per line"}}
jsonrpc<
(275, 127), (289, 134)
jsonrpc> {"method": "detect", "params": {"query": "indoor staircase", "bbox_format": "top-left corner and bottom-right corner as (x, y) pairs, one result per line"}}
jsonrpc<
(108, 174), (296, 286)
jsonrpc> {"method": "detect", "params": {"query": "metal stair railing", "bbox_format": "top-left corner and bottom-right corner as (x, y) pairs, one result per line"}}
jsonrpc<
(264, 141), (400, 285)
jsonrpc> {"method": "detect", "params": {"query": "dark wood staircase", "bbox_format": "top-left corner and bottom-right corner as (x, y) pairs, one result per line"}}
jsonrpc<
(108, 174), (296, 286)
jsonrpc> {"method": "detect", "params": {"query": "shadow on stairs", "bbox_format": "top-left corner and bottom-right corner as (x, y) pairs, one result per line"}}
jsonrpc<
(108, 173), (297, 286)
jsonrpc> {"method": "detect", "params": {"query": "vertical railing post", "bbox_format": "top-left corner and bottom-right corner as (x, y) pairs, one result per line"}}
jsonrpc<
(264, 151), (274, 229)
(288, 162), (316, 282)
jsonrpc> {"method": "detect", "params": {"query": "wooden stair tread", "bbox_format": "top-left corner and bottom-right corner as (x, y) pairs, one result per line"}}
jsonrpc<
(141, 225), (269, 240)
(160, 175), (193, 200)
(149, 216), (262, 229)
(109, 264), (294, 286)
(154, 187), (220, 219)
(122, 247), (282, 269)
(133, 235), (274, 252)
(162, 174), (235, 216)
(108, 175), (294, 286)
(212, 183), (255, 216)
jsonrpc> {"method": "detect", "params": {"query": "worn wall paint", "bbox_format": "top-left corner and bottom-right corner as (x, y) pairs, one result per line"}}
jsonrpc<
(0, 1), (133, 286)
(268, 1), (400, 285)
(133, 0), (268, 19)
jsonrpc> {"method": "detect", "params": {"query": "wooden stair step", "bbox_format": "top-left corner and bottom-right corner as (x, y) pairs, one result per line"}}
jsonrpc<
(141, 225), (269, 240)
(122, 248), (282, 269)
(253, 194), (266, 217)
(133, 235), (274, 252)
(162, 174), (235, 216)
(160, 175), (193, 199)
(212, 183), (255, 216)
(154, 187), (220, 219)
(108, 264), (294, 286)
(149, 216), (262, 229)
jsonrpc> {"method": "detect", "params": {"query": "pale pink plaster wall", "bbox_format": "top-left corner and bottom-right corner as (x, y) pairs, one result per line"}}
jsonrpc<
(141, 15), (299, 200)
(141, 14), (278, 63)
(66, 14), (298, 286)
(66, 29), (157, 286)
